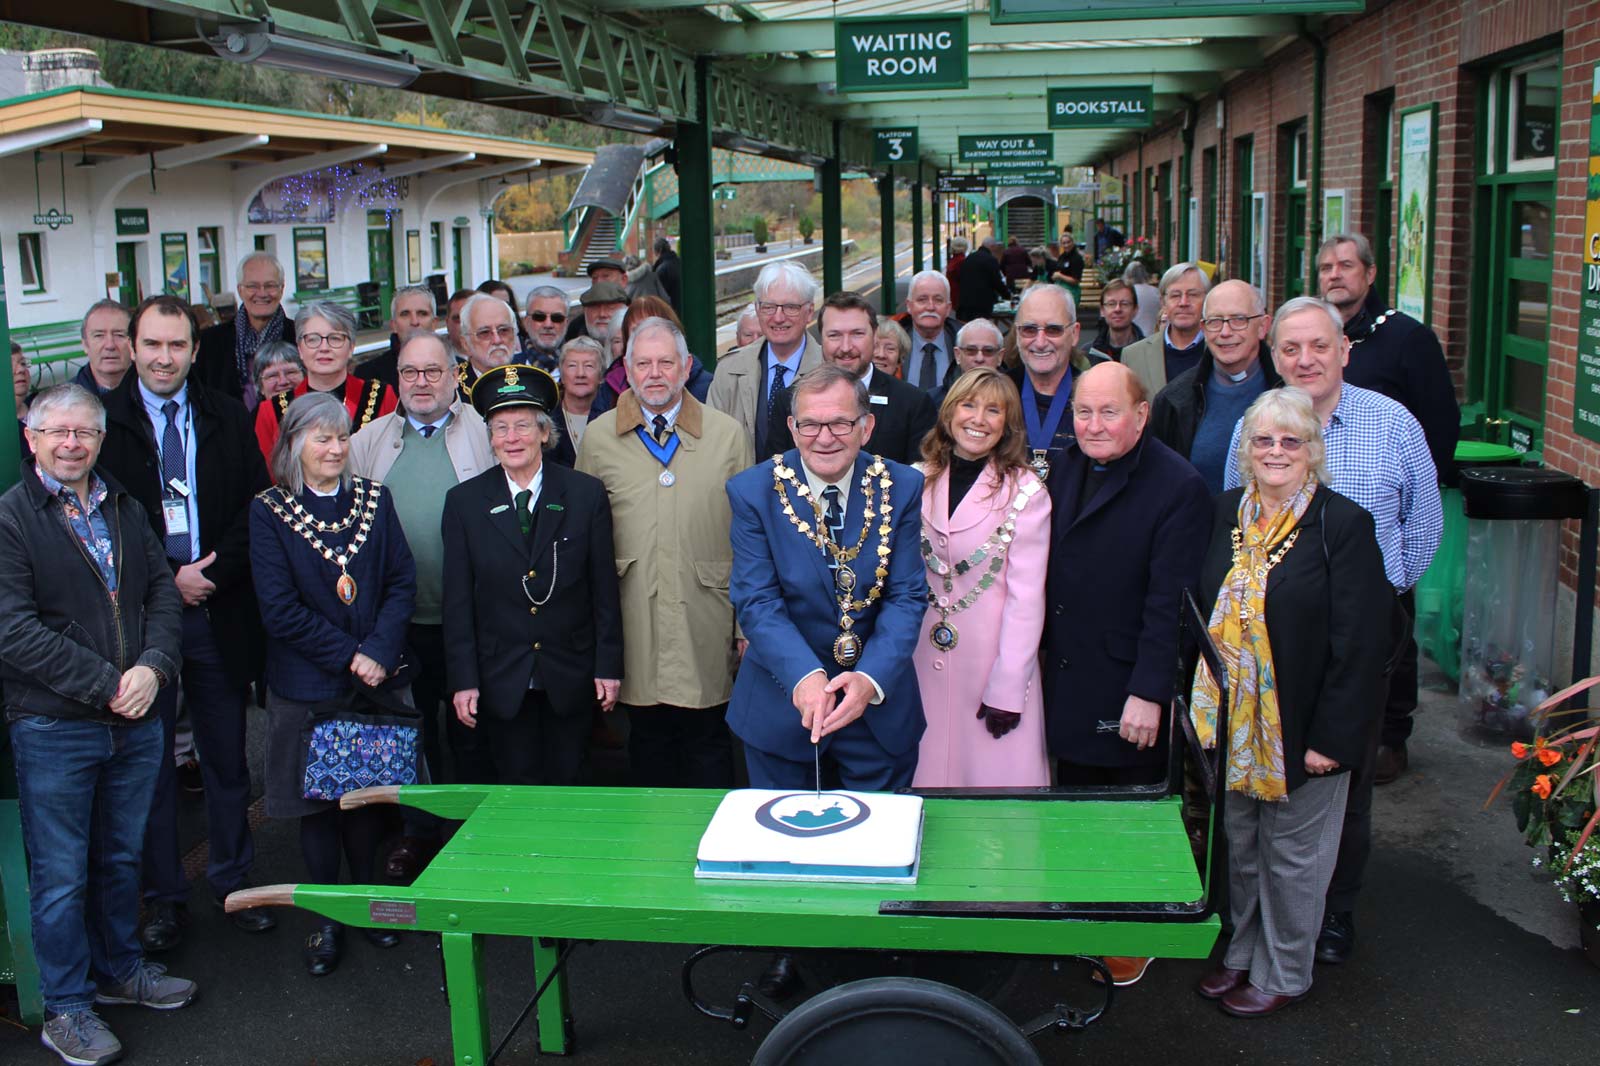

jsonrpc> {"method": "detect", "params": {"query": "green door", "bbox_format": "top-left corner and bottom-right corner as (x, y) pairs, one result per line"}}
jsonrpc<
(452, 226), (467, 291)
(115, 242), (141, 306)
(1233, 140), (1252, 280)
(366, 211), (395, 316)
(1483, 185), (1554, 452)
(1284, 190), (1307, 299)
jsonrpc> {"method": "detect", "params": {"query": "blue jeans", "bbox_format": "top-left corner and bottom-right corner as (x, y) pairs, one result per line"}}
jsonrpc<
(9, 713), (163, 1015)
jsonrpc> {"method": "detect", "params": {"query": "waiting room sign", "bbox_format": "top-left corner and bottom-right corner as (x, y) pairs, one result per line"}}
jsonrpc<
(835, 16), (968, 93)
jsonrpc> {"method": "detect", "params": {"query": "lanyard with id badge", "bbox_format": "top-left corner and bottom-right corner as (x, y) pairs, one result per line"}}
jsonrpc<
(158, 404), (194, 554)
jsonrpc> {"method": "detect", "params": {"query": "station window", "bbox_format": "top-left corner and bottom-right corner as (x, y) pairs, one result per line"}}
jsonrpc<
(430, 222), (443, 269)
(197, 226), (222, 300)
(1290, 122), (1309, 189)
(17, 232), (44, 294)
(1364, 91), (1396, 302)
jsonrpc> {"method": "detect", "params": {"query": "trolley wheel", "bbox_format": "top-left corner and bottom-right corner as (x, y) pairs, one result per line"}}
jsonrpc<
(750, 976), (1042, 1066)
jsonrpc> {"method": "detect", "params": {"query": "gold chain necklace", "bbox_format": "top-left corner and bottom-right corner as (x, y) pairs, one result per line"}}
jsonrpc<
(1228, 525), (1300, 625)
(259, 478), (382, 605)
(770, 455), (895, 666)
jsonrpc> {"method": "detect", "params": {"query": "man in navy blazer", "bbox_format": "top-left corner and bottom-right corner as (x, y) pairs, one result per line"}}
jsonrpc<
(1042, 362), (1211, 785)
(726, 364), (927, 791)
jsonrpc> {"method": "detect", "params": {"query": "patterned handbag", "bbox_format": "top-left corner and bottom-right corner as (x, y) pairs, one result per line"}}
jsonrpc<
(301, 684), (421, 801)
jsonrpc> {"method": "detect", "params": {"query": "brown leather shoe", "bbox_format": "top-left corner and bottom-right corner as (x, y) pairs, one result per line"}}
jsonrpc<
(1219, 983), (1307, 1017)
(1196, 966), (1249, 1000)
(1374, 743), (1408, 785)
(1094, 956), (1153, 987)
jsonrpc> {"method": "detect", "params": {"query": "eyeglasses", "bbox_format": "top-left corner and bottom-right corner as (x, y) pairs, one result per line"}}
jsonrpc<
(300, 332), (351, 349)
(490, 420), (542, 439)
(398, 366), (447, 383)
(956, 345), (1003, 358)
(240, 282), (283, 295)
(527, 311), (566, 324)
(1017, 323), (1070, 340)
(33, 427), (103, 443)
(473, 326), (517, 343)
(1201, 313), (1268, 332)
(1248, 435), (1307, 452)
(1100, 299), (1135, 311)
(757, 301), (810, 318)
(792, 417), (862, 439)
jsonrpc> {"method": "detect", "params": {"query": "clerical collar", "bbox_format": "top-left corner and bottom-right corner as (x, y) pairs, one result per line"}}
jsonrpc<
(1213, 360), (1262, 387)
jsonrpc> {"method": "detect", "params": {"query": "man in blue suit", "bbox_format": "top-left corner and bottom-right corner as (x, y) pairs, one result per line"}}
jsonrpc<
(727, 363), (927, 792)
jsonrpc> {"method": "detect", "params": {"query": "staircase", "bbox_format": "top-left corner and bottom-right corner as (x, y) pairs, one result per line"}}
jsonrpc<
(578, 213), (619, 269)
(1005, 200), (1049, 248)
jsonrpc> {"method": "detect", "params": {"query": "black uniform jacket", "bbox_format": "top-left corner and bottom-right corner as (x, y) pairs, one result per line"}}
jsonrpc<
(441, 461), (623, 721)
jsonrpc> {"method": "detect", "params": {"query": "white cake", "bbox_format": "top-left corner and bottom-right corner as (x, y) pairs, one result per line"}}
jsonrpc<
(695, 789), (925, 884)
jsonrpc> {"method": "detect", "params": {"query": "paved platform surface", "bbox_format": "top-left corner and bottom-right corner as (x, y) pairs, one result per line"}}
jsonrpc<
(4, 662), (1596, 1064)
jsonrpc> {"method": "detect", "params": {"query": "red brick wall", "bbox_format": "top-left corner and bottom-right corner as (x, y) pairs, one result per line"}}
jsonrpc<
(1092, 0), (1600, 603)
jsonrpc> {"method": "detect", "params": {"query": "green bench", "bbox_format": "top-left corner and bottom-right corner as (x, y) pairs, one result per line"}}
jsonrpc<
(294, 285), (381, 330)
(10, 321), (84, 388)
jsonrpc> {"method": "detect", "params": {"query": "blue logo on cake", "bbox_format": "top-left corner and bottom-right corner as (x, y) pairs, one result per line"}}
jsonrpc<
(754, 793), (872, 838)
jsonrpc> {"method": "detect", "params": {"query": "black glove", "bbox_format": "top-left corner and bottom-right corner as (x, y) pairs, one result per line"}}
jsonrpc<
(976, 704), (1021, 739)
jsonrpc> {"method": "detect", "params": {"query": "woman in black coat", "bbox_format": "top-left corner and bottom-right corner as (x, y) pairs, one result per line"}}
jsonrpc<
(250, 391), (417, 977)
(1189, 386), (1389, 1018)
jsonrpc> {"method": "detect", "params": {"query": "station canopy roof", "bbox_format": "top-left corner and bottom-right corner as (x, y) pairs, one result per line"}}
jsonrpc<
(14, 0), (1362, 175)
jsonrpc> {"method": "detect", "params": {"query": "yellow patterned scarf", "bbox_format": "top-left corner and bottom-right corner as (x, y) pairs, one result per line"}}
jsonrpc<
(1191, 478), (1316, 802)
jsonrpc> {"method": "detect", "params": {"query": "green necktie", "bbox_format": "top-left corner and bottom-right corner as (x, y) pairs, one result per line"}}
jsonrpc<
(515, 489), (533, 537)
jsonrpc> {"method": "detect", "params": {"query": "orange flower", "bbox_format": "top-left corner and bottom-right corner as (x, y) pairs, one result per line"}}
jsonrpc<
(1536, 747), (1562, 767)
(1511, 742), (1530, 759)
(1532, 774), (1553, 800)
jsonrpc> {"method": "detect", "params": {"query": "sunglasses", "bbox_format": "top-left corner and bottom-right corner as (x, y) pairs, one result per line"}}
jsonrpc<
(527, 311), (567, 324)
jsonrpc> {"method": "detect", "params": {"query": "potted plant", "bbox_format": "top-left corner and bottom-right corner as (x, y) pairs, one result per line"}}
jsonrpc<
(1485, 675), (1600, 964)
(798, 215), (815, 244)
(752, 215), (769, 253)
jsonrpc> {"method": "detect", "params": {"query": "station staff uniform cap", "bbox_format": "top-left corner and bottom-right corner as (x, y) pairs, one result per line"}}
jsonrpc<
(469, 363), (559, 420)
(579, 281), (630, 305)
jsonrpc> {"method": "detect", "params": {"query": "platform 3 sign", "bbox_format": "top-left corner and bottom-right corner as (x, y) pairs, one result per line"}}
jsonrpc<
(1575, 64), (1600, 443)
(836, 16), (968, 93)
(874, 128), (919, 165)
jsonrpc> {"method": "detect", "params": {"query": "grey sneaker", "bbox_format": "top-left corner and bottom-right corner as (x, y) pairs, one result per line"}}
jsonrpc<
(41, 1009), (122, 1065)
(94, 961), (197, 1010)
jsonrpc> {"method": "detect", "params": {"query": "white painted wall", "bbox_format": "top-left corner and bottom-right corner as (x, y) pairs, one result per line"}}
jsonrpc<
(3, 150), (500, 331)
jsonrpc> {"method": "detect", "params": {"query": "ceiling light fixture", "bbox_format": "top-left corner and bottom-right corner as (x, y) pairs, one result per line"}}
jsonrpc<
(585, 104), (666, 134)
(200, 20), (421, 88)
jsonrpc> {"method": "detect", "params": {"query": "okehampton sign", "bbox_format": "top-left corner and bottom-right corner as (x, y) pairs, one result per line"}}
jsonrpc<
(1048, 86), (1154, 129)
(835, 16), (969, 93)
(958, 133), (1054, 172)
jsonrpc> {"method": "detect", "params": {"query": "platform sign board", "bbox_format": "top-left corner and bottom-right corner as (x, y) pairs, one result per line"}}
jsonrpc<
(1575, 64), (1600, 443)
(958, 134), (1053, 172)
(1048, 86), (1154, 129)
(836, 16), (968, 93)
(991, 0), (1363, 24)
(874, 128), (919, 165)
(992, 167), (1064, 187)
(937, 174), (988, 194)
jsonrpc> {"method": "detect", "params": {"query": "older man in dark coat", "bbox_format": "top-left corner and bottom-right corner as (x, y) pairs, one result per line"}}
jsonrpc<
(1041, 360), (1210, 989)
(1042, 362), (1210, 785)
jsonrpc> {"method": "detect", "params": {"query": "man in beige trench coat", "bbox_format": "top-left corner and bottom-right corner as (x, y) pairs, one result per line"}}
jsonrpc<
(577, 316), (754, 786)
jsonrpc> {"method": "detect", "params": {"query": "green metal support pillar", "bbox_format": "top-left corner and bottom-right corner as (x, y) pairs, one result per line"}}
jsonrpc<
(930, 181), (942, 271)
(822, 121), (843, 296)
(676, 58), (718, 366)
(911, 179), (924, 274)
(879, 174), (896, 315)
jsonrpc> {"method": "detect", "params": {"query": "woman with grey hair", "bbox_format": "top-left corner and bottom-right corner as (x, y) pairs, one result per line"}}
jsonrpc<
(249, 391), (418, 977)
(1122, 260), (1161, 336)
(250, 341), (305, 414)
(253, 300), (397, 462)
(873, 318), (911, 378)
(1190, 385), (1389, 1017)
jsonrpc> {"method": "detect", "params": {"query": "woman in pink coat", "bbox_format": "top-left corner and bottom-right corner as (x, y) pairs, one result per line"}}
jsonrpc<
(912, 368), (1052, 787)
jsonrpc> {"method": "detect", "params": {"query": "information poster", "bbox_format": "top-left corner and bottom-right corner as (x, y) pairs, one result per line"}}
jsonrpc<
(161, 233), (189, 301)
(1395, 104), (1436, 325)
(1574, 66), (1600, 443)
